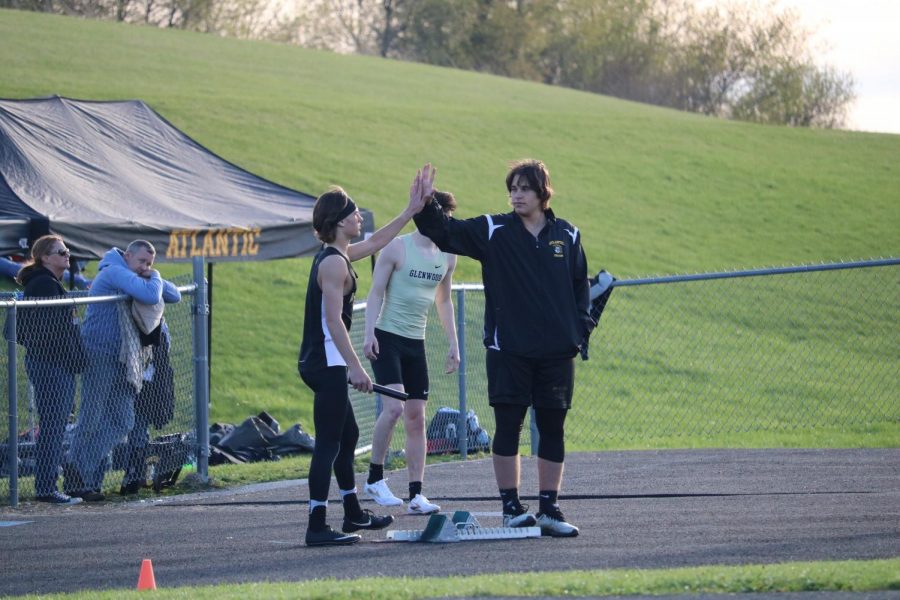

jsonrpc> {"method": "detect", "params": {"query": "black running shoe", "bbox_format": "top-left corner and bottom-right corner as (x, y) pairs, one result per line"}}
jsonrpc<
(305, 526), (361, 547)
(342, 509), (395, 533)
(71, 489), (105, 502)
(536, 508), (579, 537)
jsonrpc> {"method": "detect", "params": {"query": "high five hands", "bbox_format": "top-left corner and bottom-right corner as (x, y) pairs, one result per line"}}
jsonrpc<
(407, 163), (436, 215)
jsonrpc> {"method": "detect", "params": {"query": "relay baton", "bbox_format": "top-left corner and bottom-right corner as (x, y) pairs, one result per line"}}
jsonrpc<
(348, 380), (409, 401)
(373, 383), (409, 400)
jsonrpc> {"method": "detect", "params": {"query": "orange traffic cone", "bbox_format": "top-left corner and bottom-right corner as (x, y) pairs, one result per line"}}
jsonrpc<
(137, 558), (157, 591)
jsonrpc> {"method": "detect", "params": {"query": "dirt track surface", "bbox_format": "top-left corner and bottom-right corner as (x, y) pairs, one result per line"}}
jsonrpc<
(1, 448), (898, 596)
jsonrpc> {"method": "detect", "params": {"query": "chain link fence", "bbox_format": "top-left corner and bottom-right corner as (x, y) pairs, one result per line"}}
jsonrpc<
(2, 273), (202, 505)
(4, 258), (894, 504)
(348, 258), (899, 460)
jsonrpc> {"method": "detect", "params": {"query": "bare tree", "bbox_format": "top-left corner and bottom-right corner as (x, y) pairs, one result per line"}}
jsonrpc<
(7, 0), (855, 127)
(660, 1), (854, 127)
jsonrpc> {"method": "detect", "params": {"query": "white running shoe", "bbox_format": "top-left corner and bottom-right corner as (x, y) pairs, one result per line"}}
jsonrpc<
(407, 493), (441, 515)
(502, 511), (537, 528)
(363, 479), (403, 506)
(536, 510), (579, 537)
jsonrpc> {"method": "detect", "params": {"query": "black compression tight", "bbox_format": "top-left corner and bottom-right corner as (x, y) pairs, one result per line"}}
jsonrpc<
(303, 367), (360, 502)
(492, 404), (568, 463)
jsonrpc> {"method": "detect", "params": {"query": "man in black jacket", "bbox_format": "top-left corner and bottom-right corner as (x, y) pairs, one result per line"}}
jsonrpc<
(414, 159), (591, 537)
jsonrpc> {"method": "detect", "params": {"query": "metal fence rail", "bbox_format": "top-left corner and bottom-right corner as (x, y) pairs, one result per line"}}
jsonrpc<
(348, 258), (899, 460)
(2, 259), (209, 506)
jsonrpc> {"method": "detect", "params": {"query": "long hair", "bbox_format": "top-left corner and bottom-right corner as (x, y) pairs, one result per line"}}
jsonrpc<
(15, 235), (64, 285)
(505, 159), (553, 209)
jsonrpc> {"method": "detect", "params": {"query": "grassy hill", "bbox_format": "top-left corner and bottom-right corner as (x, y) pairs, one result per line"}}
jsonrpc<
(2, 9), (898, 434)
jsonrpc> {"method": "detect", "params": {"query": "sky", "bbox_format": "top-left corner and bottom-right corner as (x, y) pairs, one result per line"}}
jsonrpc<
(281, 1), (899, 134)
(774, 0), (900, 134)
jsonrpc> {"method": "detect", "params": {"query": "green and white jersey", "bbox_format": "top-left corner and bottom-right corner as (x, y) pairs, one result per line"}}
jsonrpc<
(376, 234), (448, 340)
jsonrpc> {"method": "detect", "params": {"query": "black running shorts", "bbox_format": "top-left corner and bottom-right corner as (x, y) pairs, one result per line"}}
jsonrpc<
(369, 328), (429, 400)
(485, 349), (574, 409)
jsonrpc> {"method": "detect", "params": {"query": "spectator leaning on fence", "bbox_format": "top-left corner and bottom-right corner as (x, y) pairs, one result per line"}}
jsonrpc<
(119, 287), (181, 495)
(414, 159), (592, 538)
(362, 189), (460, 515)
(15, 235), (87, 505)
(64, 240), (181, 502)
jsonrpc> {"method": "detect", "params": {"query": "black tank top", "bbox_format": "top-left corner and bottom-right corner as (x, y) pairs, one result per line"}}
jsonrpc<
(298, 246), (357, 373)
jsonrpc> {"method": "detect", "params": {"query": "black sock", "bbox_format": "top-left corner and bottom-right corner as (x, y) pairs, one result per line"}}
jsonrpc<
(342, 492), (363, 519)
(539, 489), (559, 515)
(500, 488), (523, 514)
(409, 481), (422, 500)
(308, 505), (327, 531)
(367, 463), (384, 485)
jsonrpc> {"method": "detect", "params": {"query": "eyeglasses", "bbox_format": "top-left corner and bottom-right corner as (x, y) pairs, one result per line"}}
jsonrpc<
(48, 249), (71, 257)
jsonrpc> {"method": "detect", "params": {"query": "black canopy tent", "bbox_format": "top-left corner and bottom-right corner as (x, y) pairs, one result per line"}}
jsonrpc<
(0, 96), (375, 375)
(0, 96), (373, 260)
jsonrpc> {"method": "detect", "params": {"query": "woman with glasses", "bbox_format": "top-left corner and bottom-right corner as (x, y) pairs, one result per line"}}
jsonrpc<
(16, 235), (86, 505)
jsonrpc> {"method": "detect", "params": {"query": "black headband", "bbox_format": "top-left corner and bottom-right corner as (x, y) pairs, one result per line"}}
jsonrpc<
(336, 198), (357, 223)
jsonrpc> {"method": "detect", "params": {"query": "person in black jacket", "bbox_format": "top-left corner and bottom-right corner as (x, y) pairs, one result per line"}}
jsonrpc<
(414, 159), (591, 537)
(16, 235), (85, 505)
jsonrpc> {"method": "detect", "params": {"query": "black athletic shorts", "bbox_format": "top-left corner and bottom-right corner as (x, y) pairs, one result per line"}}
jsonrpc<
(369, 328), (429, 400)
(485, 349), (574, 409)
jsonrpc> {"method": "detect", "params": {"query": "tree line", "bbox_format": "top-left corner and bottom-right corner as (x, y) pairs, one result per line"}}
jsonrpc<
(5, 0), (855, 128)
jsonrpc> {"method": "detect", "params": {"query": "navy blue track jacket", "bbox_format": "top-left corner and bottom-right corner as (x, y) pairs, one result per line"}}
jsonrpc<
(414, 198), (591, 359)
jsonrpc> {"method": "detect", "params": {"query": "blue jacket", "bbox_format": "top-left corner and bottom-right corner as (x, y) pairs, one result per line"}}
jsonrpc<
(81, 248), (181, 355)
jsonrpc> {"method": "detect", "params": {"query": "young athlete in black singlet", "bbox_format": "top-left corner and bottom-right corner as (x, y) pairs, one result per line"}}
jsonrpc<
(299, 164), (434, 547)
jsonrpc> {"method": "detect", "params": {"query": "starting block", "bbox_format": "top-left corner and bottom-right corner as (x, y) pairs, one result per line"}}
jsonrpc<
(386, 511), (541, 543)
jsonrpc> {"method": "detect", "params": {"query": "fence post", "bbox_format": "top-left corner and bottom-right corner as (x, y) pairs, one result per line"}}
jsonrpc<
(456, 289), (468, 459)
(192, 257), (210, 482)
(5, 305), (18, 507)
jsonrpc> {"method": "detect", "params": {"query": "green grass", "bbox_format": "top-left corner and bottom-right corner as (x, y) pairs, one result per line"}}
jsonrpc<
(1, 9), (898, 438)
(13, 558), (900, 598)
(560, 269), (900, 448)
(1, 14), (898, 598)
